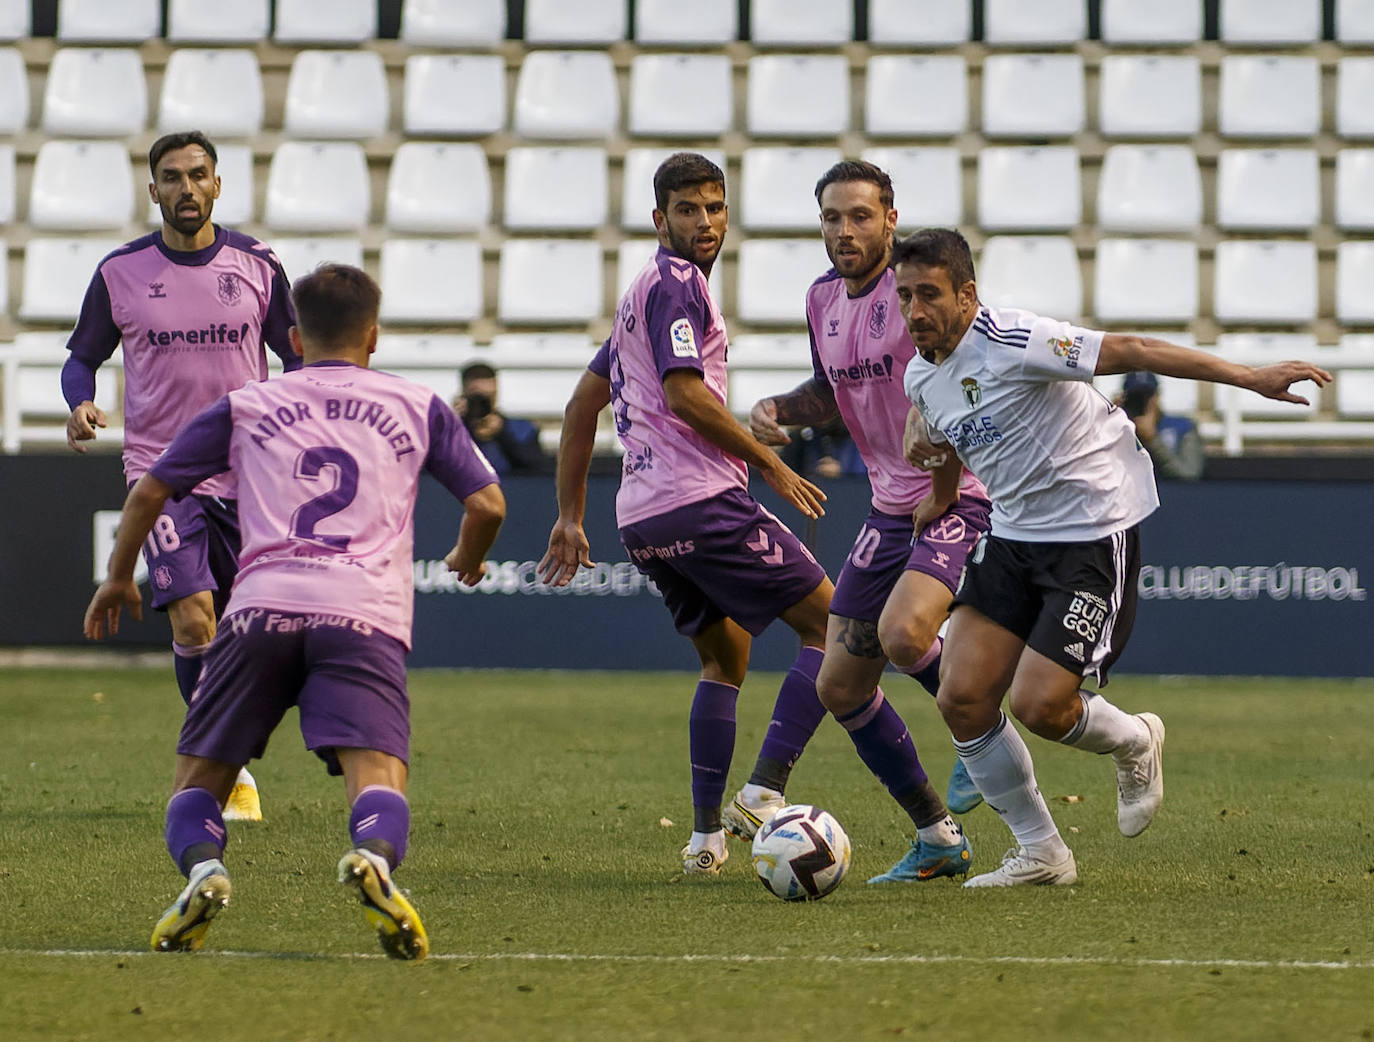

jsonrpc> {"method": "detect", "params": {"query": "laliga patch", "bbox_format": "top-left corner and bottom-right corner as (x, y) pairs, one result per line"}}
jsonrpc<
(670, 318), (698, 358)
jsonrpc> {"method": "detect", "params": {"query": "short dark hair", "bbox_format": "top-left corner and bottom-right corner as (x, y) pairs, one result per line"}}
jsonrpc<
(290, 264), (380, 351)
(653, 152), (726, 212)
(891, 228), (976, 290)
(461, 362), (496, 384)
(814, 159), (895, 210)
(148, 131), (218, 176)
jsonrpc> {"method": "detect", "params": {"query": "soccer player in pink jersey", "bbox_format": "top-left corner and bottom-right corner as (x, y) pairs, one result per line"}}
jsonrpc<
(62, 131), (300, 821)
(83, 264), (505, 958)
(733, 160), (991, 884)
(539, 153), (834, 875)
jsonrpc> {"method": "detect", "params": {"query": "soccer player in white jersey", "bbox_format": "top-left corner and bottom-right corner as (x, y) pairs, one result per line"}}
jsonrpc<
(539, 153), (836, 876)
(63, 131), (300, 821)
(83, 265), (505, 957)
(894, 229), (1331, 886)
(728, 161), (994, 884)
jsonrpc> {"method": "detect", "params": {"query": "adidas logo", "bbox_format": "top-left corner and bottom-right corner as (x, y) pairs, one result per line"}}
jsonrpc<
(1063, 642), (1085, 663)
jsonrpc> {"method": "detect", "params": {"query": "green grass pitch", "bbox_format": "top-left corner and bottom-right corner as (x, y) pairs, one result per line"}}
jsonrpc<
(2, 665), (1372, 1041)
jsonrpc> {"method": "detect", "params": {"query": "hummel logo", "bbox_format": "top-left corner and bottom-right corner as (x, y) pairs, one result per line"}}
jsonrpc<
(1064, 642), (1085, 663)
(148, 282), (166, 298)
(745, 529), (784, 564)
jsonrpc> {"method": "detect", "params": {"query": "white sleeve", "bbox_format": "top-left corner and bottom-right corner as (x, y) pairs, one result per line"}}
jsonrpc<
(1020, 316), (1105, 383)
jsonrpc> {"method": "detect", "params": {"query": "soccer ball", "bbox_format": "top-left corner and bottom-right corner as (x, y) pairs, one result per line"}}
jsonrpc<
(750, 804), (851, 901)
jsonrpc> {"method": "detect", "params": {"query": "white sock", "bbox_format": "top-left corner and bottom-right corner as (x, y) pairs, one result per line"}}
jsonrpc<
(1059, 691), (1148, 759)
(955, 714), (1069, 862)
(688, 829), (725, 854)
(916, 814), (962, 848)
(741, 782), (781, 804)
(235, 766), (256, 789)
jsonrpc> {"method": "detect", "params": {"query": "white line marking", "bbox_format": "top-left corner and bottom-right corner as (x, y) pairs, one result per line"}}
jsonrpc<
(5, 949), (1373, 971)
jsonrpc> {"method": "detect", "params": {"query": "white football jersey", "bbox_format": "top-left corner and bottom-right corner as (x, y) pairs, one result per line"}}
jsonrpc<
(903, 305), (1158, 541)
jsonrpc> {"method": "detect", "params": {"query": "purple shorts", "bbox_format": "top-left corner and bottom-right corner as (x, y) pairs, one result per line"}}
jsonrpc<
(141, 492), (241, 613)
(620, 487), (827, 637)
(829, 497), (991, 623)
(178, 608), (410, 775)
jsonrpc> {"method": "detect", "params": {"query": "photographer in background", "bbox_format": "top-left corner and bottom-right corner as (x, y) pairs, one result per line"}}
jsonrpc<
(454, 362), (549, 475)
(1119, 371), (1204, 481)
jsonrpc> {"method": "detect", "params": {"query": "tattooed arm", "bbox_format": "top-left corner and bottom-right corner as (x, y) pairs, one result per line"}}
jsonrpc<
(748, 377), (840, 447)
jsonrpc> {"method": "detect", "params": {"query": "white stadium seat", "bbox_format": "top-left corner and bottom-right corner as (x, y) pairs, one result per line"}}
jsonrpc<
(167, 0), (270, 42)
(485, 333), (598, 368)
(729, 368), (817, 417)
(400, 0), (504, 44)
(977, 146), (1081, 231)
(30, 141), (134, 231)
(1216, 149), (1320, 231)
(498, 240), (603, 324)
(268, 238), (364, 281)
(6, 332), (122, 454)
(374, 333), (474, 402)
(983, 0), (1085, 45)
(1099, 55), (1201, 138)
(1213, 240), (1318, 325)
(524, 0), (625, 43)
(513, 51), (618, 140)
(20, 238), (123, 322)
(740, 147), (842, 231)
(1092, 239), (1198, 324)
(727, 334), (811, 370)
(0, 47), (26, 131)
(635, 0), (737, 44)
(1096, 145), (1202, 233)
(1215, 334), (1319, 418)
(0, 0), (29, 39)
(865, 55), (968, 138)
(404, 54), (506, 137)
(503, 147), (608, 231)
(1220, 0), (1321, 44)
(862, 146), (963, 229)
(274, 0), (374, 43)
(0, 143), (14, 225)
(1337, 58), (1374, 139)
(981, 54), (1085, 139)
(619, 147), (727, 232)
(629, 54), (732, 138)
(747, 55), (849, 138)
(977, 236), (1083, 321)
(0, 236), (6, 314)
(1336, 241), (1374, 325)
(1336, 149), (1374, 230)
(386, 143), (491, 233)
(379, 239), (483, 325)
(58, 0), (160, 41)
(284, 50), (388, 140)
(265, 143), (370, 233)
(869, 0), (971, 46)
(735, 238), (830, 325)
(495, 368), (585, 421)
(1338, 0), (1374, 42)
(1100, 0), (1202, 43)
(1338, 370), (1374, 417)
(616, 239), (722, 304)
(158, 49), (264, 137)
(42, 48), (147, 137)
(1218, 56), (1321, 139)
(750, 0), (853, 46)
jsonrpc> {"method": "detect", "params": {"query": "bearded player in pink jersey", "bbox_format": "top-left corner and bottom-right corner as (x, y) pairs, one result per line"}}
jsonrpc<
(731, 161), (993, 884)
(63, 131), (300, 821)
(84, 264), (505, 959)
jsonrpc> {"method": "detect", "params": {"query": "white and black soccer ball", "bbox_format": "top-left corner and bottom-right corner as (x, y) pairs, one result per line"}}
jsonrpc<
(751, 804), (851, 901)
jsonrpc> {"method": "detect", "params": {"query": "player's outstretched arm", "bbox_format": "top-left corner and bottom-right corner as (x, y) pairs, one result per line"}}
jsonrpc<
(445, 483), (505, 586)
(83, 474), (173, 639)
(749, 377), (838, 447)
(1097, 334), (1333, 405)
(664, 369), (826, 519)
(65, 401), (108, 453)
(539, 370), (610, 586)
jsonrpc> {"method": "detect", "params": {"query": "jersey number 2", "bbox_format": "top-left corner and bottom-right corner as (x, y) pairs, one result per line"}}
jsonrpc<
(289, 446), (358, 551)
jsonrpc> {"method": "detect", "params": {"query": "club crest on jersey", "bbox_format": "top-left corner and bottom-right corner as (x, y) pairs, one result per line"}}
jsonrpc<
(217, 273), (242, 307)
(868, 299), (888, 338)
(961, 377), (982, 408)
(670, 318), (698, 358)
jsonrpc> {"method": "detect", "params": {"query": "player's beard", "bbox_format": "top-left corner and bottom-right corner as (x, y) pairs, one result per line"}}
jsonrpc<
(161, 199), (212, 238)
(666, 226), (722, 276)
(826, 237), (890, 285)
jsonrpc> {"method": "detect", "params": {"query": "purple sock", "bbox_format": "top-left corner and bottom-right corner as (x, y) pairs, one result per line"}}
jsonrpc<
(903, 637), (942, 698)
(835, 689), (930, 796)
(165, 787), (226, 874)
(755, 646), (826, 776)
(689, 680), (739, 827)
(350, 786), (411, 868)
(171, 642), (208, 706)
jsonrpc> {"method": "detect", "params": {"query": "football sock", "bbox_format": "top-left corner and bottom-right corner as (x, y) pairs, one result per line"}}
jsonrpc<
(165, 787), (226, 876)
(835, 688), (938, 827)
(916, 814), (963, 848)
(689, 680), (739, 833)
(349, 785), (410, 869)
(954, 714), (1069, 861)
(171, 641), (210, 706)
(1059, 690), (1149, 758)
(902, 637), (943, 698)
(749, 645), (826, 793)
